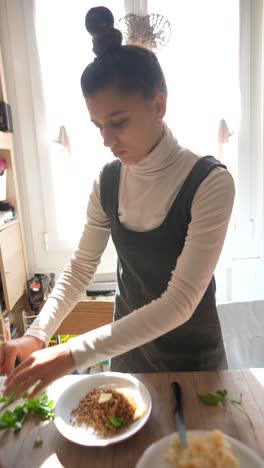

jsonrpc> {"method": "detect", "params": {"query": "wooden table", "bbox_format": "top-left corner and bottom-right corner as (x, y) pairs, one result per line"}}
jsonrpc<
(1, 369), (264, 468)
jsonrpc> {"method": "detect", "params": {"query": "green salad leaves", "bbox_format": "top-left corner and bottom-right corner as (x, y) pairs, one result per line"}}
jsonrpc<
(198, 388), (256, 438)
(105, 417), (126, 430)
(0, 391), (54, 434)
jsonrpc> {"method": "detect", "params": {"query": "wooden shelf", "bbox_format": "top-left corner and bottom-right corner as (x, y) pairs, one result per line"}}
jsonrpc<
(0, 131), (11, 150)
(0, 46), (28, 341)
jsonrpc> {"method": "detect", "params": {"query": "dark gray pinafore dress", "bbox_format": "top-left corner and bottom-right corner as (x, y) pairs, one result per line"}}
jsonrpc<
(100, 155), (228, 373)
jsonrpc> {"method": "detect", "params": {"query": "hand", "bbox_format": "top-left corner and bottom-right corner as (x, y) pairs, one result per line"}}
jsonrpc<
(0, 335), (44, 376)
(3, 343), (76, 399)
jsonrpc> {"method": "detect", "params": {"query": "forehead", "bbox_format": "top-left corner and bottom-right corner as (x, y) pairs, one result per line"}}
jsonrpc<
(85, 88), (148, 120)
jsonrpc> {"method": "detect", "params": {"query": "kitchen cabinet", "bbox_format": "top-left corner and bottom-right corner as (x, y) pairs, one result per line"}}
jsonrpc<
(0, 45), (28, 340)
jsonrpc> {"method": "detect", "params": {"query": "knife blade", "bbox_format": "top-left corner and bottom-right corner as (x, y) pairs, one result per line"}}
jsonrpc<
(171, 382), (188, 447)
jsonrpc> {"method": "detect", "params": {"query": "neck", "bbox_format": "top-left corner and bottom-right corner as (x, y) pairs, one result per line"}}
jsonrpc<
(127, 123), (180, 175)
(147, 124), (165, 155)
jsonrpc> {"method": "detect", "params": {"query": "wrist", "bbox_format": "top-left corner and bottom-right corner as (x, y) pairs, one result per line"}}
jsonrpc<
(24, 335), (45, 350)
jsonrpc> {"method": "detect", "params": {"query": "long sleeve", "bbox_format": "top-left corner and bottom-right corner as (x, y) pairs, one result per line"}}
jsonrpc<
(68, 168), (235, 372)
(25, 177), (111, 345)
(25, 124), (235, 372)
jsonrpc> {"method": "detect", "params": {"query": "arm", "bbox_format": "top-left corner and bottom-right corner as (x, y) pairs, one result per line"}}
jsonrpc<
(24, 176), (111, 345)
(3, 167), (235, 398)
(0, 175), (110, 382)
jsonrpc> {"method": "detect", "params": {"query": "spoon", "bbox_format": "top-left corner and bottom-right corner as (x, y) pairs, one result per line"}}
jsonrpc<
(171, 382), (188, 447)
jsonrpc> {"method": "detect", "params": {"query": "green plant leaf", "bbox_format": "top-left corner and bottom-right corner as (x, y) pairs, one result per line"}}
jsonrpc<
(105, 417), (126, 429)
(198, 388), (256, 438)
(0, 391), (54, 433)
(198, 390), (227, 405)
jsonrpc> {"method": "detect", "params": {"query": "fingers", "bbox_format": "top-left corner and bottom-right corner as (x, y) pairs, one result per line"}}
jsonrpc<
(13, 376), (40, 400)
(5, 364), (57, 400)
(0, 336), (45, 377)
(28, 379), (48, 400)
(4, 352), (55, 398)
(0, 343), (17, 376)
(3, 343), (76, 400)
(4, 353), (17, 377)
(4, 366), (32, 397)
(3, 354), (35, 395)
(4, 372), (45, 400)
(4, 369), (44, 400)
(5, 354), (32, 383)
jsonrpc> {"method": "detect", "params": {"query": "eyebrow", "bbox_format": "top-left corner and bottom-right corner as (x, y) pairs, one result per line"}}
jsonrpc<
(91, 110), (129, 124)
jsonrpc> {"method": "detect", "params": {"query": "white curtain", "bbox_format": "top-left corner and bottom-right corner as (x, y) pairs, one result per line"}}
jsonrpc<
(124, 0), (148, 15)
(147, 0), (239, 303)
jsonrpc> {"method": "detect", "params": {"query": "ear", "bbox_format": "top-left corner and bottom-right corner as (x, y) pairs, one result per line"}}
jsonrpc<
(153, 92), (167, 120)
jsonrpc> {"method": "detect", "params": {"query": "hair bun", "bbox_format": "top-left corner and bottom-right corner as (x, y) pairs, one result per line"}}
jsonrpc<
(85, 6), (114, 35)
(92, 29), (122, 56)
(85, 6), (122, 56)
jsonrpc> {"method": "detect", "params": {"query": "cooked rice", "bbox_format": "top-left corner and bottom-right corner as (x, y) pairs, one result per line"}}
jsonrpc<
(70, 387), (137, 437)
(166, 430), (240, 468)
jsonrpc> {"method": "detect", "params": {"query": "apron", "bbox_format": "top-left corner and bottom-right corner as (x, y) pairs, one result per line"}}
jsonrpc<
(100, 155), (228, 372)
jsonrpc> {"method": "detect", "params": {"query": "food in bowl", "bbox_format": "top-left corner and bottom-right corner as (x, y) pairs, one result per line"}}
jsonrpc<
(70, 386), (144, 437)
(165, 430), (239, 467)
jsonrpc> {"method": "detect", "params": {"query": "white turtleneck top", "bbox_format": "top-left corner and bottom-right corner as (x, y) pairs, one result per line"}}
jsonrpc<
(25, 125), (235, 372)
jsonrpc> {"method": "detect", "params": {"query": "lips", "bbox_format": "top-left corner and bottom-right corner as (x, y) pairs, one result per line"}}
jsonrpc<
(112, 150), (127, 158)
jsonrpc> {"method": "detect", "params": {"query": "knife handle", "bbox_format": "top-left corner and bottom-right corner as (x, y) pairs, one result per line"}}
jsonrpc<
(172, 382), (183, 411)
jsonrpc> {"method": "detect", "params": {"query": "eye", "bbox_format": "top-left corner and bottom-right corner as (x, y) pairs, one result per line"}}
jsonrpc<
(110, 119), (128, 129)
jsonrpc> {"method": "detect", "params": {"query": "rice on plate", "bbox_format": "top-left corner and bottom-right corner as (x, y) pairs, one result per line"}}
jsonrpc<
(166, 430), (239, 468)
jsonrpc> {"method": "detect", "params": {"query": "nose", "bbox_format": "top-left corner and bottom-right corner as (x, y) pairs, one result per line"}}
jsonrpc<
(102, 127), (117, 148)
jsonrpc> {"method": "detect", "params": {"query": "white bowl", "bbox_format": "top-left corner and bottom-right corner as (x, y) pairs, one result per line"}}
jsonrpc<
(136, 431), (264, 468)
(54, 372), (152, 447)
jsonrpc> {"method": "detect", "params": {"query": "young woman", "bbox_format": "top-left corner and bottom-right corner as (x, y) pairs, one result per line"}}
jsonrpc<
(1, 7), (235, 399)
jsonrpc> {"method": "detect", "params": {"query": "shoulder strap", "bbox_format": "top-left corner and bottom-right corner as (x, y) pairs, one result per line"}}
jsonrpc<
(100, 159), (121, 219)
(100, 155), (226, 221)
(176, 155), (227, 224)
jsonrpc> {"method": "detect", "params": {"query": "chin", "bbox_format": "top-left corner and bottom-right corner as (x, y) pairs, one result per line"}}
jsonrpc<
(119, 154), (145, 166)
(118, 155), (133, 165)
(120, 159), (133, 166)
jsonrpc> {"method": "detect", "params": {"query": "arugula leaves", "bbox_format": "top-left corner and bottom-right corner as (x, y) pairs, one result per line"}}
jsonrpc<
(0, 391), (54, 434)
(198, 389), (228, 405)
(105, 417), (126, 430)
(198, 388), (256, 438)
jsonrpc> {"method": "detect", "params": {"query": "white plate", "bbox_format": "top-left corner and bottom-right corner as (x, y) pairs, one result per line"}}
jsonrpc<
(54, 372), (152, 446)
(136, 431), (264, 468)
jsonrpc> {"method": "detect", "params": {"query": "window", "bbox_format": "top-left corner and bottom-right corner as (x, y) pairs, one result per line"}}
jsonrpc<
(34, 0), (125, 252)
(150, 0), (239, 157)
(32, 0), (126, 278)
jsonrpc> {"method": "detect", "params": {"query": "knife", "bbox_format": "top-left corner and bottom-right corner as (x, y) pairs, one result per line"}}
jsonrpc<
(171, 382), (188, 447)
